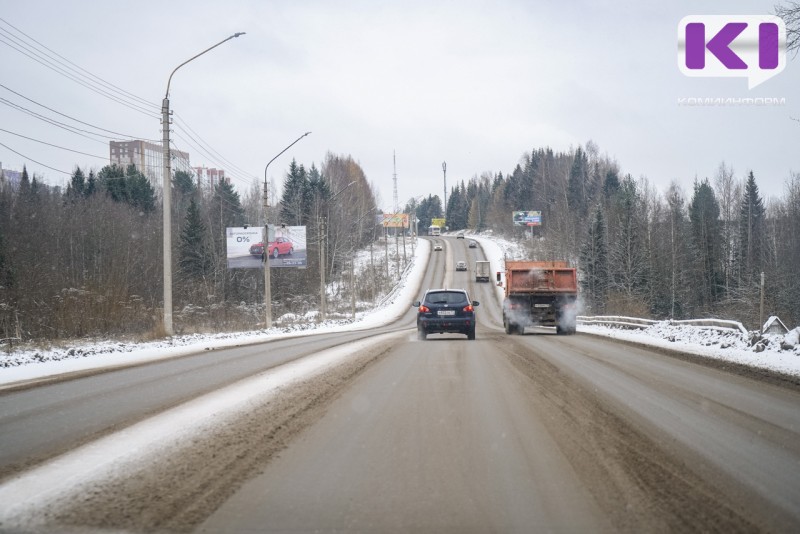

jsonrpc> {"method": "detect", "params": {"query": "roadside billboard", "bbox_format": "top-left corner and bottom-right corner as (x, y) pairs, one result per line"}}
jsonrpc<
(512, 211), (542, 226)
(226, 225), (308, 269)
(381, 213), (409, 228)
(267, 225), (307, 268)
(430, 218), (446, 228)
(226, 227), (263, 269)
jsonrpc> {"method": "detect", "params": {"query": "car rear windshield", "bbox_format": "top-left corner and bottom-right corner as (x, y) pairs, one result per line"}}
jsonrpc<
(425, 291), (468, 305)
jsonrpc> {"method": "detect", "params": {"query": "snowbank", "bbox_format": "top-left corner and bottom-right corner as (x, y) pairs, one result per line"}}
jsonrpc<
(0, 239), (430, 386)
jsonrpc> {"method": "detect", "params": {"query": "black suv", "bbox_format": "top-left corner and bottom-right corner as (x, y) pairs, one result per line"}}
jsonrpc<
(413, 289), (479, 340)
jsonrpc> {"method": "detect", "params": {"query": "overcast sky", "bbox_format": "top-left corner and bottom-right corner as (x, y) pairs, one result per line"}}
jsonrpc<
(1, 0), (797, 211)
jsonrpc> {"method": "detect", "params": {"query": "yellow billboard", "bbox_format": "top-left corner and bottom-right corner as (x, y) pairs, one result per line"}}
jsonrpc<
(382, 213), (409, 228)
(430, 218), (446, 228)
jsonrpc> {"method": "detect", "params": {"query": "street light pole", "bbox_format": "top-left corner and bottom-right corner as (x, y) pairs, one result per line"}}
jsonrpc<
(442, 161), (447, 224)
(161, 32), (245, 336)
(262, 132), (312, 329)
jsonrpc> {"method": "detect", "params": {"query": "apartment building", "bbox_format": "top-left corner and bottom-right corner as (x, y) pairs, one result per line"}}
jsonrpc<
(109, 140), (190, 186)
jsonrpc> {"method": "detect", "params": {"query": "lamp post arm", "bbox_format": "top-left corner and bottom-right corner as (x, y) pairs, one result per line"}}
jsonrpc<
(264, 131), (312, 184)
(165, 32), (246, 98)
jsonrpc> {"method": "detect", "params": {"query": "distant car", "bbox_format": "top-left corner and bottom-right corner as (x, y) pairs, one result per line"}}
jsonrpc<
(468, 240), (477, 248)
(433, 244), (443, 251)
(413, 289), (479, 340)
(455, 261), (467, 271)
(457, 234), (465, 239)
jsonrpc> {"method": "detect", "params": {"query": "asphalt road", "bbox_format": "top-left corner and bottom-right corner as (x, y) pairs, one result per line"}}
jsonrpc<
(1, 236), (799, 532)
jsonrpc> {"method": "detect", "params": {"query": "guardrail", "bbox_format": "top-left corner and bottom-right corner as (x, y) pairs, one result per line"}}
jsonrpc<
(577, 316), (657, 329)
(376, 259), (417, 308)
(577, 315), (749, 336)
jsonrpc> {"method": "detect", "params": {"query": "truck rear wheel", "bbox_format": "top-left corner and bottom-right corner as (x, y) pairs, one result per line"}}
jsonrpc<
(504, 319), (521, 335)
(557, 323), (576, 335)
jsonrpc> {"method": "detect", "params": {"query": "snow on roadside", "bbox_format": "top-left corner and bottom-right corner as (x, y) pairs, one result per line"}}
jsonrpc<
(461, 231), (800, 378)
(580, 323), (800, 377)
(3, 229), (799, 382)
(0, 331), (407, 527)
(0, 239), (429, 386)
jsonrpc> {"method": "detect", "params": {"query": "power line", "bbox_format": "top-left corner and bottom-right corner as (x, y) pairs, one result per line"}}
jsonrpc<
(0, 18), (262, 193)
(0, 33), (159, 119)
(0, 141), (70, 175)
(169, 134), (254, 188)
(0, 97), (114, 144)
(0, 127), (107, 159)
(0, 84), (158, 142)
(173, 114), (257, 180)
(171, 126), (256, 186)
(0, 17), (158, 110)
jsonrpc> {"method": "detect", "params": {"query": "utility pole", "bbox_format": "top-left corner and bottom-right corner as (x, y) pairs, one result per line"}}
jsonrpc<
(161, 32), (245, 336)
(350, 256), (356, 319)
(161, 96), (172, 335)
(393, 151), (398, 213)
(319, 217), (326, 320)
(263, 132), (312, 329)
(759, 271), (765, 332)
(385, 225), (389, 281)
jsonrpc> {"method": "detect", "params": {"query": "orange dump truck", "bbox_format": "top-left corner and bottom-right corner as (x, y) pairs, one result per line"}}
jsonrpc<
(498, 260), (578, 335)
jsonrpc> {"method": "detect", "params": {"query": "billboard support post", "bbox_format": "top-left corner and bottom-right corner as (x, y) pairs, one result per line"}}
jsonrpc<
(262, 132), (311, 329)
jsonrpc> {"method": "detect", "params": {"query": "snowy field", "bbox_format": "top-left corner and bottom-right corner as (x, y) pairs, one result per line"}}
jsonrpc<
(1, 232), (799, 386)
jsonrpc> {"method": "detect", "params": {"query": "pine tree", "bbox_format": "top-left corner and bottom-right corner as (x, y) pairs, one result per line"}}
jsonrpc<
(179, 197), (211, 278)
(98, 164), (127, 203)
(307, 164), (331, 217)
(665, 183), (691, 318)
(445, 182), (469, 230)
(125, 164), (156, 214)
(0, 224), (13, 292)
(174, 170), (196, 197)
(211, 179), (246, 229)
(280, 159), (310, 225)
(580, 207), (608, 313)
(415, 195), (442, 231)
(18, 165), (30, 197)
(688, 179), (723, 310)
(66, 167), (86, 200)
(567, 147), (589, 218)
(608, 177), (649, 303)
(84, 170), (97, 197)
(737, 171), (767, 285)
(603, 170), (620, 199)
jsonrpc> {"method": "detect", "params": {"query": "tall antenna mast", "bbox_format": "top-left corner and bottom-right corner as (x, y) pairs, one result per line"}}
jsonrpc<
(442, 161), (447, 217)
(393, 150), (398, 213)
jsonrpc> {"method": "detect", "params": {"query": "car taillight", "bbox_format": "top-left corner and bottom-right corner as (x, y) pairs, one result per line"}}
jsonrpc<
(463, 305), (474, 312)
(419, 305), (430, 313)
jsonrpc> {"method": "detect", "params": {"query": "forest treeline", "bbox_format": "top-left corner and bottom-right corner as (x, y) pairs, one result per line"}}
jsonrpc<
(0, 152), (381, 341)
(1, 141), (798, 342)
(413, 142), (799, 329)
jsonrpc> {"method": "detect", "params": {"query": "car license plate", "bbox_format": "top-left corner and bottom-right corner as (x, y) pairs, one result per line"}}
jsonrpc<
(534, 304), (550, 308)
(437, 310), (455, 316)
